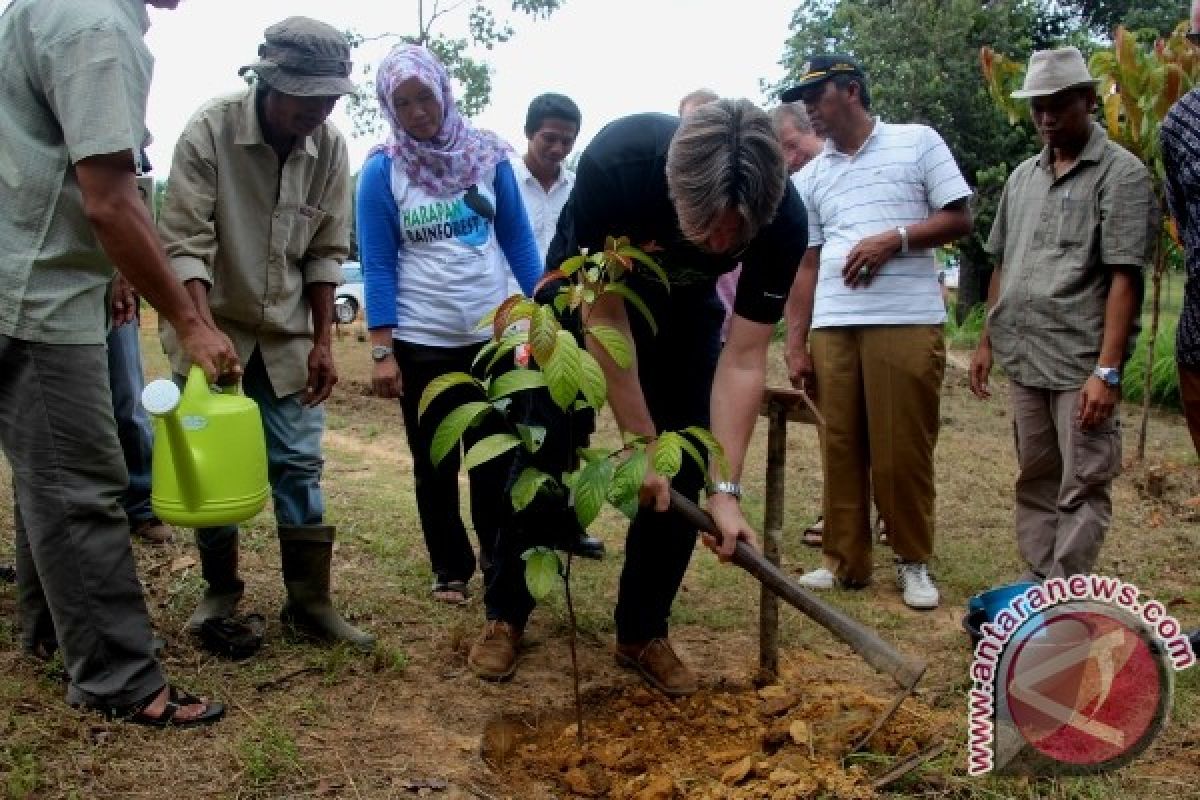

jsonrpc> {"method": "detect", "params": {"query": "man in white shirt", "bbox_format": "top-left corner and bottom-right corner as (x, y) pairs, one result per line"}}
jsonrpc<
(784, 55), (972, 610)
(512, 93), (581, 265)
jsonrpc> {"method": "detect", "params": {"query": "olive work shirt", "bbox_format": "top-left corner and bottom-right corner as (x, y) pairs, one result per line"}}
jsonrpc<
(985, 122), (1158, 391)
(158, 88), (350, 397)
(0, 0), (153, 344)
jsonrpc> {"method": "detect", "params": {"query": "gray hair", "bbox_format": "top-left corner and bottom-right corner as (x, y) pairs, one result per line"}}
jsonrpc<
(769, 101), (813, 134)
(678, 88), (719, 117)
(666, 97), (786, 247)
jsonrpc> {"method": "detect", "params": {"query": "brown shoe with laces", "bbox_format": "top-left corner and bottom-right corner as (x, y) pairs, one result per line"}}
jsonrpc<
(615, 638), (699, 697)
(468, 620), (522, 680)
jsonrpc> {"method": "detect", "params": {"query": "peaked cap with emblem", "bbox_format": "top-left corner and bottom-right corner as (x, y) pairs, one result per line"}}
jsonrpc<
(239, 16), (355, 97)
(780, 54), (867, 102)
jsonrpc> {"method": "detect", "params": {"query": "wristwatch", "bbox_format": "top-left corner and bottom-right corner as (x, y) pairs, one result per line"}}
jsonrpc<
(709, 481), (743, 500)
(370, 344), (393, 362)
(896, 226), (910, 254)
(1093, 366), (1121, 387)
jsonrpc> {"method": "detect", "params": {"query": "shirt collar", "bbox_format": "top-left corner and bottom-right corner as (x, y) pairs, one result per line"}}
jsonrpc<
(234, 88), (318, 157)
(1035, 121), (1108, 173)
(825, 116), (884, 159)
(516, 156), (569, 190)
(125, 0), (151, 34)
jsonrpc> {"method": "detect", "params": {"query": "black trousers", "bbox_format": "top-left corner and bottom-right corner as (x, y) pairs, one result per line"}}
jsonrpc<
(394, 340), (513, 586)
(484, 282), (723, 643)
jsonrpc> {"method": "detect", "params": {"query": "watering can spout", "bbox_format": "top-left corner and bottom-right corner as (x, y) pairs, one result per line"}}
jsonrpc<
(141, 378), (200, 509)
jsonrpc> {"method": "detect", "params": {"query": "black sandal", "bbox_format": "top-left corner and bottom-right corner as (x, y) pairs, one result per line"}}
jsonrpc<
(431, 579), (469, 605)
(104, 685), (226, 729)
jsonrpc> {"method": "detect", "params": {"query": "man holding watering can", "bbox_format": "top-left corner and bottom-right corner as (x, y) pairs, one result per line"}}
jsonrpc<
(158, 17), (373, 651)
(0, 0), (237, 727)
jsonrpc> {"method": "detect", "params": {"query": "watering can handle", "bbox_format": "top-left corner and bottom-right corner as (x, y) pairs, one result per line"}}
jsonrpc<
(186, 364), (242, 395)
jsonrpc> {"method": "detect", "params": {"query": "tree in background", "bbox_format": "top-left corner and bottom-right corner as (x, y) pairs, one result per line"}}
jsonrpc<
(344, 0), (564, 137)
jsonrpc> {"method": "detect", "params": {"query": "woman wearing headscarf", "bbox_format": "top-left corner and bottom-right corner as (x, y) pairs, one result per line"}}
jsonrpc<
(357, 44), (542, 605)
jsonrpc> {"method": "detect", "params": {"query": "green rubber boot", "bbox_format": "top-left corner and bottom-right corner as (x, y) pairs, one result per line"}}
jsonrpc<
(186, 529), (244, 633)
(278, 525), (374, 651)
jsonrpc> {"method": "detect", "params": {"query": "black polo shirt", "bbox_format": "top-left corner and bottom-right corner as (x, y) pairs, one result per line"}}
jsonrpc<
(545, 112), (807, 325)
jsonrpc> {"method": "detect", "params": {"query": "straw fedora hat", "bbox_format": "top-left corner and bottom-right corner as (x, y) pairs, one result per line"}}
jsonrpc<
(1011, 47), (1099, 99)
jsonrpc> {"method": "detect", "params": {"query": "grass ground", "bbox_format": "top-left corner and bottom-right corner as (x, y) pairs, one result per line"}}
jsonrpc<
(0, 317), (1197, 799)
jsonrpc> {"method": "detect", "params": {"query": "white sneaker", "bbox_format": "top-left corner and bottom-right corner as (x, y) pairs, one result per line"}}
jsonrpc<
(896, 562), (939, 610)
(798, 567), (836, 590)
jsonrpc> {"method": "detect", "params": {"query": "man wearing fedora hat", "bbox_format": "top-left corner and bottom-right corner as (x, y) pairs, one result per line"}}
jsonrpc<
(784, 54), (973, 609)
(159, 17), (374, 651)
(970, 47), (1157, 581)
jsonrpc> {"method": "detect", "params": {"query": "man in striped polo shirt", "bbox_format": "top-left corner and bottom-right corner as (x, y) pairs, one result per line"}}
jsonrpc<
(784, 55), (972, 610)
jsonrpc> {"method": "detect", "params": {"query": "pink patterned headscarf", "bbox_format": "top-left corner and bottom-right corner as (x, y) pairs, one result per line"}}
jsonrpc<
(372, 44), (513, 196)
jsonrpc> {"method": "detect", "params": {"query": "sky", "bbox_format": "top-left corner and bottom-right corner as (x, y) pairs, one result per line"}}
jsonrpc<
(130, 0), (799, 176)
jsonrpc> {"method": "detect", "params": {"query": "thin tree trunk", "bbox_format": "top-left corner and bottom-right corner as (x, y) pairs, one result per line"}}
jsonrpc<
(1137, 230), (1167, 460)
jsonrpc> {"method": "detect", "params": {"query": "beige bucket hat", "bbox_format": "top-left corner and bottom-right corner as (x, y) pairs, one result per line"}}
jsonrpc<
(1011, 46), (1099, 99)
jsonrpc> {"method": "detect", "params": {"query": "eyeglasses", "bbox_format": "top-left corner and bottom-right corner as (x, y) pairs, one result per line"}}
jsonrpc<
(795, 85), (826, 106)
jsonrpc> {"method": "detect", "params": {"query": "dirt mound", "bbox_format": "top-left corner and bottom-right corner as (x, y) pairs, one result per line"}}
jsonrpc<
(483, 668), (945, 799)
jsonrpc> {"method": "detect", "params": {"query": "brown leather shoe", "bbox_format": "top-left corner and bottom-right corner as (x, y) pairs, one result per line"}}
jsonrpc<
(132, 518), (175, 545)
(468, 620), (522, 681)
(615, 638), (698, 697)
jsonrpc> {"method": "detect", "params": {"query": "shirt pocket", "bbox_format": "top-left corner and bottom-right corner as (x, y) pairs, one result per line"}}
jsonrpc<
(1072, 416), (1122, 485)
(1056, 197), (1093, 248)
(285, 205), (328, 262)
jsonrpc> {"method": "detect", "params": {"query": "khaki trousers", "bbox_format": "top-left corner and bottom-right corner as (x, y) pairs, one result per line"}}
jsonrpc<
(810, 325), (945, 585)
(1010, 382), (1121, 580)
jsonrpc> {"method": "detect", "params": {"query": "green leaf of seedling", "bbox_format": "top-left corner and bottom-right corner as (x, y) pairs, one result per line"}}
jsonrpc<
(652, 432), (684, 478)
(586, 325), (633, 369)
(608, 449), (647, 517)
(604, 283), (657, 336)
(529, 304), (560, 365)
(683, 426), (730, 479)
(674, 432), (708, 475)
(544, 330), (582, 411)
(576, 447), (610, 464)
(619, 244), (670, 287)
(511, 467), (553, 511)
(573, 455), (614, 529)
(484, 333), (525, 373)
(472, 338), (501, 369)
(558, 254), (587, 276)
(553, 292), (570, 313)
(515, 423), (547, 452)
(523, 547), (563, 600)
(430, 401), (491, 466)
(418, 372), (480, 418)
(462, 433), (521, 471)
(488, 369), (547, 400)
(577, 349), (606, 410)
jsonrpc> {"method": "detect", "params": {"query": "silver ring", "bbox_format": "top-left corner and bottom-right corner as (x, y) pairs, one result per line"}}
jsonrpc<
(861, 265), (872, 277)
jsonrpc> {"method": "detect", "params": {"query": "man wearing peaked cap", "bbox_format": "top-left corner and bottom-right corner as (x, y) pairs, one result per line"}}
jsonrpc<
(159, 17), (374, 652)
(970, 46), (1157, 581)
(784, 53), (973, 610)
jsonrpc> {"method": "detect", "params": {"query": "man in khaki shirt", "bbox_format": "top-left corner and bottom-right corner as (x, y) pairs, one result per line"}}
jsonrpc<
(159, 17), (372, 650)
(970, 48), (1157, 580)
(0, 0), (236, 727)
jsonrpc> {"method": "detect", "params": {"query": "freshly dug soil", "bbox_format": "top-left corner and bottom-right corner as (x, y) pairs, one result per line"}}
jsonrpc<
(484, 659), (946, 799)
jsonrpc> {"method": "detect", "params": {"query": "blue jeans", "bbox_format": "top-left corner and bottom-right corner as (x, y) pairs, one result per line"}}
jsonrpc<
(195, 349), (325, 552)
(107, 321), (155, 525)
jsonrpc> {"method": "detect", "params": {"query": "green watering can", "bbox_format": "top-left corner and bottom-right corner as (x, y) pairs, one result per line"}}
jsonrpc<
(141, 366), (269, 527)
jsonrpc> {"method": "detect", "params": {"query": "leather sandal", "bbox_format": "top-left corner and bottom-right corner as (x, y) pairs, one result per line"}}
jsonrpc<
(431, 579), (469, 606)
(100, 685), (225, 729)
